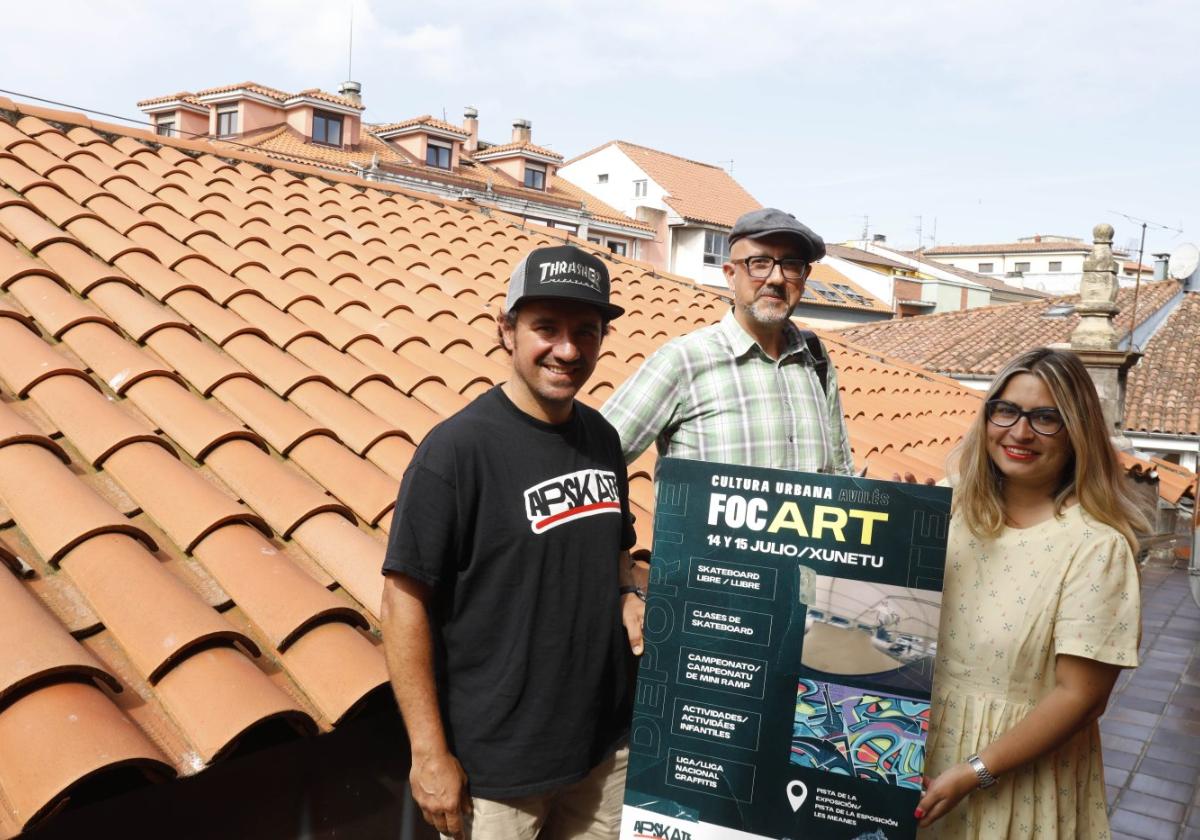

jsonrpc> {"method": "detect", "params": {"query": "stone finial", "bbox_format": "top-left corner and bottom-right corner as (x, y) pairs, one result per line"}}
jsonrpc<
(1070, 222), (1121, 349)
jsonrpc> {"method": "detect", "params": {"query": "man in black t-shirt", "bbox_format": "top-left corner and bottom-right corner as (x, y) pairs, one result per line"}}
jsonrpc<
(382, 245), (645, 840)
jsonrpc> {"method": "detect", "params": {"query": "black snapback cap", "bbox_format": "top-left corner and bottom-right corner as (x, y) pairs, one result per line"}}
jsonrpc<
(505, 245), (625, 319)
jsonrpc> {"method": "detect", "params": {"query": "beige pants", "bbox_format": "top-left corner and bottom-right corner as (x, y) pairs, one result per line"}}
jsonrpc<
(442, 745), (628, 840)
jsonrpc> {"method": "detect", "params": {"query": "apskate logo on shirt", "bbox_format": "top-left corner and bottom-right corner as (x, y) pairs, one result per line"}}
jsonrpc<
(632, 821), (692, 840)
(523, 468), (621, 533)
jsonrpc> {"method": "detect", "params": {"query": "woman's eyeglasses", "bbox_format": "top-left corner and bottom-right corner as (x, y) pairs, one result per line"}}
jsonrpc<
(985, 399), (1064, 435)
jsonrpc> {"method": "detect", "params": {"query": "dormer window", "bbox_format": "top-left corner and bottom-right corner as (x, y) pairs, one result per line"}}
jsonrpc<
(216, 106), (238, 137)
(426, 139), (453, 169)
(525, 163), (547, 190)
(313, 110), (343, 146)
(155, 117), (176, 137)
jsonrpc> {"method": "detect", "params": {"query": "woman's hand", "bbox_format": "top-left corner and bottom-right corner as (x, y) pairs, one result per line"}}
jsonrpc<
(915, 761), (978, 827)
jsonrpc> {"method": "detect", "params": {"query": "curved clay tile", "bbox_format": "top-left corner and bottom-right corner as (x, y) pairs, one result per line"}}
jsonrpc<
(286, 336), (389, 394)
(288, 299), (380, 352)
(35, 240), (130, 296)
(209, 377), (335, 457)
(350, 380), (442, 444)
(191, 524), (368, 652)
(224, 293), (321, 348)
(26, 375), (174, 468)
(87, 280), (196, 344)
(286, 381), (401, 455)
(144, 327), (257, 396)
(0, 443), (157, 566)
(0, 400), (68, 464)
(59, 321), (183, 395)
(0, 154), (57, 193)
(61, 533), (259, 684)
(204, 439), (355, 538)
(122, 376), (265, 462)
(290, 514), (385, 617)
(0, 569), (121, 705)
(7, 274), (113, 339)
(0, 318), (95, 397)
(0, 234), (59, 290)
(0, 681), (174, 832)
(169, 292), (267, 347)
(287, 436), (397, 526)
(153, 645), (316, 764)
(103, 442), (271, 553)
(112, 251), (203, 302)
(278, 621), (388, 725)
(106, 177), (172, 216)
(0, 202), (77, 253)
(222, 334), (334, 397)
(22, 183), (97, 229)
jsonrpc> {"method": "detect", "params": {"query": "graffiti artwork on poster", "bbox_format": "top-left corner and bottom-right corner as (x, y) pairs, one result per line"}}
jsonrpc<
(619, 457), (951, 840)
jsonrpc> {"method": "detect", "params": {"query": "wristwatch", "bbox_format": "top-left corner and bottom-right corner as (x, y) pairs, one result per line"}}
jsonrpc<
(966, 753), (997, 789)
(619, 585), (646, 601)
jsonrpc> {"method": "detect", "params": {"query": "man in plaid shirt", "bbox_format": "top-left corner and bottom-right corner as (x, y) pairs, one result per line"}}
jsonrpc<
(602, 208), (853, 476)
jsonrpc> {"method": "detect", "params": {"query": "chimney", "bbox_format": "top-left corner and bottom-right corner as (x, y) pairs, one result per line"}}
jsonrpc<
(872, 233), (887, 243)
(1153, 252), (1170, 281)
(463, 106), (479, 152)
(1034, 234), (1042, 243)
(339, 80), (363, 108)
(1069, 223), (1140, 447)
(512, 118), (531, 144)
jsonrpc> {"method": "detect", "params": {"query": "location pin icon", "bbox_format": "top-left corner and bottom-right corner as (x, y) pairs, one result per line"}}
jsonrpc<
(787, 780), (808, 812)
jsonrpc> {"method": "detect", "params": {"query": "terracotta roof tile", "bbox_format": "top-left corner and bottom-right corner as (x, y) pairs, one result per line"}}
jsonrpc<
(569, 140), (761, 228)
(1, 97), (1175, 834)
(1126, 291), (1200, 436)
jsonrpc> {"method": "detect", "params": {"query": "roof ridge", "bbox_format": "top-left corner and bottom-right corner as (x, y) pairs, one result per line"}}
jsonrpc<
(614, 140), (727, 171)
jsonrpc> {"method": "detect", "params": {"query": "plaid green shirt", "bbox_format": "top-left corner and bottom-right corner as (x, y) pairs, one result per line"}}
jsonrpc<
(602, 310), (854, 475)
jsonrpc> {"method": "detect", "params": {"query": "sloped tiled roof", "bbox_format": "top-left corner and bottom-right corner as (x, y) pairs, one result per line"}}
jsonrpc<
(372, 116), (470, 138)
(473, 140), (563, 162)
(569, 140), (761, 228)
(1125, 291), (1200, 436)
(801, 264), (891, 313)
(923, 238), (1091, 256)
(836, 281), (1181, 376)
(826, 243), (911, 271)
(0, 95), (1065, 835)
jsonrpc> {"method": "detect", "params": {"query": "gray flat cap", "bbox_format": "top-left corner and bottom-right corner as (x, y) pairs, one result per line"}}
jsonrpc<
(729, 208), (825, 262)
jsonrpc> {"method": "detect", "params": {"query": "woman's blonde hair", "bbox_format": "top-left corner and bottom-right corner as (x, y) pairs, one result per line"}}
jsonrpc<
(949, 347), (1147, 551)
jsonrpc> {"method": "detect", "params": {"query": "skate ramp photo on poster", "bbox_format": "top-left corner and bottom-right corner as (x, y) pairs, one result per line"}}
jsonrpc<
(799, 575), (941, 695)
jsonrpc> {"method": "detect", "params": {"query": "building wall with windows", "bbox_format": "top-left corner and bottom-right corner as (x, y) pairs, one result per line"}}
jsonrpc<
(932, 251), (1089, 295)
(671, 227), (728, 287)
(561, 145), (670, 217)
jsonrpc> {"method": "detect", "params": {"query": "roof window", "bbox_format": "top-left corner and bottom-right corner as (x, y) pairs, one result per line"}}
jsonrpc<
(216, 106), (238, 138)
(524, 163), (546, 190)
(313, 110), (343, 146)
(426, 140), (452, 169)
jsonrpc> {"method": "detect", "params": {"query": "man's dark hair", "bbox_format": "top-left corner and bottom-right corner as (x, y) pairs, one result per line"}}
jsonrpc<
(496, 306), (611, 354)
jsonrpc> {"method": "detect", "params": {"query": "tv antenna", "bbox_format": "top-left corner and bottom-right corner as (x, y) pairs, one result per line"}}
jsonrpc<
(717, 159), (734, 176)
(1107, 211), (1184, 350)
(346, 1), (355, 79)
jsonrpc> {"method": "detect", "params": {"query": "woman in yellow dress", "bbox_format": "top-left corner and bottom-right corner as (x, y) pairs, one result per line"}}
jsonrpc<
(917, 348), (1146, 838)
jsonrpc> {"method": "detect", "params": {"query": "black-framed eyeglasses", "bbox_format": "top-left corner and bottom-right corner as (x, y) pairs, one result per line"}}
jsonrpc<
(733, 256), (809, 282)
(985, 399), (1065, 435)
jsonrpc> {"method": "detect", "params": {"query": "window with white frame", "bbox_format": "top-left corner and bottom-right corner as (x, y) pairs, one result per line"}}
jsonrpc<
(426, 140), (452, 169)
(633, 179), (647, 197)
(1014, 261), (1031, 273)
(525, 163), (546, 190)
(703, 230), (730, 266)
(155, 118), (176, 137)
(216, 106), (238, 137)
(608, 241), (627, 256)
(978, 262), (994, 273)
(1048, 261), (1062, 272)
(313, 110), (343, 146)
(597, 173), (608, 184)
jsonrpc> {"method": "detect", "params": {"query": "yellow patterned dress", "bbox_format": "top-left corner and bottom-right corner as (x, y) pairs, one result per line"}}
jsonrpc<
(920, 505), (1140, 839)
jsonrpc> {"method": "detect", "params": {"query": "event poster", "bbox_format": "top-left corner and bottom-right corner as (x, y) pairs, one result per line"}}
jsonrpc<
(620, 458), (951, 840)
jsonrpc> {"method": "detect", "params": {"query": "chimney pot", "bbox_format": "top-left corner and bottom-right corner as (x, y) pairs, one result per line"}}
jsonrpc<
(339, 80), (363, 107)
(512, 118), (532, 144)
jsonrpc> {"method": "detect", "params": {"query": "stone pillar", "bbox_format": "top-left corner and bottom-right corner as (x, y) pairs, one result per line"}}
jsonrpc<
(1069, 224), (1139, 448)
(1070, 224), (1120, 349)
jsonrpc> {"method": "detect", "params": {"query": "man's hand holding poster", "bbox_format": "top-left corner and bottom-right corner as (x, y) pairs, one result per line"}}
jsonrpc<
(620, 458), (951, 840)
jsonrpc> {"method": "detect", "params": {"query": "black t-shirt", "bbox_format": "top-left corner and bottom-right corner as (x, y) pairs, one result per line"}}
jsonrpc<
(383, 386), (637, 799)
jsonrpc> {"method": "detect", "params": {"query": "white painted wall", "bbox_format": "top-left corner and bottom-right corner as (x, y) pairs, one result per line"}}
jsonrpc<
(670, 226), (728, 287)
(560, 145), (670, 217)
(822, 256), (895, 306)
(933, 251), (1088, 294)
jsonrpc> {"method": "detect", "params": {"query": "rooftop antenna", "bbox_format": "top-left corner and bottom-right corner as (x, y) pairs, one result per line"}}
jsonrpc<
(860, 215), (869, 243)
(347, 0), (355, 80)
(1107, 210), (1183, 349)
(717, 159), (734, 176)
(914, 215), (923, 253)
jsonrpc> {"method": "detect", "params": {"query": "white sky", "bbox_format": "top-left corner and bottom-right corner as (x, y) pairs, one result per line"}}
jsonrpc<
(4, 0), (1198, 256)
